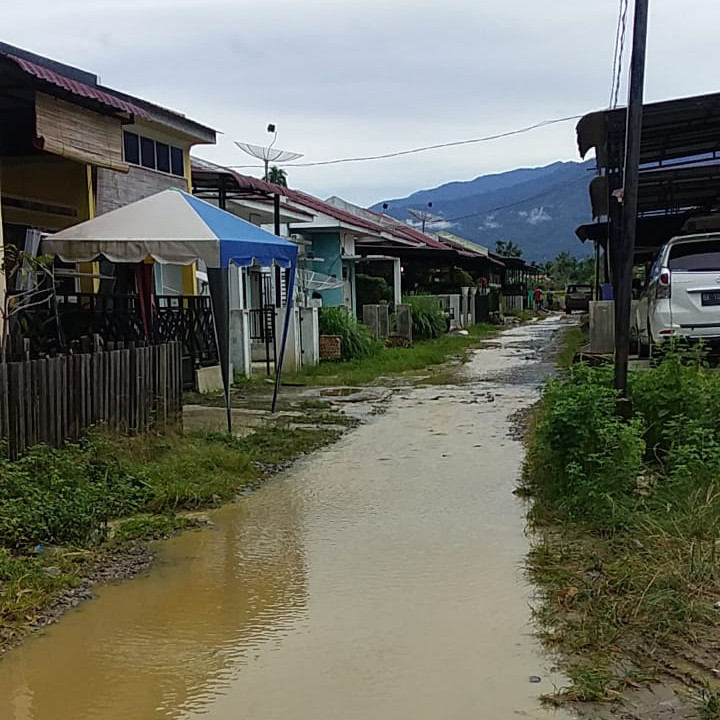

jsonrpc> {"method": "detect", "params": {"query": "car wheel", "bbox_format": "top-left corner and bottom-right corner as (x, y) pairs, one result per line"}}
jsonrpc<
(638, 333), (650, 359)
(565, 307), (571, 315)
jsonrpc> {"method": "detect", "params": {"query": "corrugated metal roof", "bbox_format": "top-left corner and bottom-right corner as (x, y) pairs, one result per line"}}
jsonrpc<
(6, 54), (150, 118)
(191, 157), (288, 195)
(284, 189), (389, 236)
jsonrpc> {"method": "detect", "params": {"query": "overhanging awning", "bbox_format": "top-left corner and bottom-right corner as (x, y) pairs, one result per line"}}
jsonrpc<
(41, 188), (298, 269)
(577, 91), (720, 170)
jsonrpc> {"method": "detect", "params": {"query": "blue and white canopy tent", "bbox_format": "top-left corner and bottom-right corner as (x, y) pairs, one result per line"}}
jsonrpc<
(41, 187), (299, 430)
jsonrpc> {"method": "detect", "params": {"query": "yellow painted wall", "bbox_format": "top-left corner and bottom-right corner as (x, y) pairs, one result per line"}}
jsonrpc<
(79, 165), (98, 292)
(1, 155), (92, 231)
(182, 148), (198, 294)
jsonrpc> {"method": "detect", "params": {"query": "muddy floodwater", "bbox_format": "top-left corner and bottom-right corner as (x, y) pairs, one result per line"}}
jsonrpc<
(0, 319), (574, 720)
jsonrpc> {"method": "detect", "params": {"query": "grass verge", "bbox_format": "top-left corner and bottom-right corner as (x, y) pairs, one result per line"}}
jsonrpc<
(288, 324), (499, 386)
(555, 322), (589, 369)
(0, 422), (339, 650)
(522, 346), (720, 711)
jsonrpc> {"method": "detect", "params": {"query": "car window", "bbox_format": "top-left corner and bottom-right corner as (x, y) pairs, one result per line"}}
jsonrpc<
(668, 240), (720, 271)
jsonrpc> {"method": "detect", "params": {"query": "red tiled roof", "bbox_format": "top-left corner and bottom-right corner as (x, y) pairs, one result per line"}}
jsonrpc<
(6, 54), (150, 118)
(283, 190), (389, 236)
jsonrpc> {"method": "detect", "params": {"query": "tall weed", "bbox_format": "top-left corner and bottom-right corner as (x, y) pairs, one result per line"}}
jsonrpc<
(404, 296), (447, 340)
(318, 306), (380, 361)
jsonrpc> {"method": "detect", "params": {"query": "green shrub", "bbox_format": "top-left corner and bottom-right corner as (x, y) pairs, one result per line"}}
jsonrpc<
(629, 341), (720, 455)
(318, 306), (380, 361)
(526, 364), (645, 527)
(356, 273), (393, 306)
(404, 296), (447, 340)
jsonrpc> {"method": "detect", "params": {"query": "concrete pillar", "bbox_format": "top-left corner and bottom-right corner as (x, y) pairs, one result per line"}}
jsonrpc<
(300, 307), (320, 367)
(396, 304), (412, 343)
(363, 305), (381, 339)
(461, 287), (470, 328)
(229, 309), (251, 378)
(274, 306), (302, 374)
(363, 304), (389, 339)
(393, 257), (402, 305)
(450, 294), (461, 329)
(378, 304), (390, 338)
(470, 287), (478, 326)
(589, 301), (615, 354)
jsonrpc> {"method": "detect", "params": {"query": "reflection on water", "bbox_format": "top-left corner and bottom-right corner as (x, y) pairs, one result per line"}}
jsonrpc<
(0, 320), (574, 720)
(0, 489), (307, 720)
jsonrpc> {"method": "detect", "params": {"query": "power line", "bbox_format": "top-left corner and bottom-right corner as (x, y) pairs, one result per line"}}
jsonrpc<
(609, 0), (624, 106)
(610, 0), (629, 109)
(226, 113), (582, 170)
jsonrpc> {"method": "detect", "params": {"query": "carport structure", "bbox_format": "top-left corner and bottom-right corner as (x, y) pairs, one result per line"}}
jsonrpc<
(575, 91), (720, 293)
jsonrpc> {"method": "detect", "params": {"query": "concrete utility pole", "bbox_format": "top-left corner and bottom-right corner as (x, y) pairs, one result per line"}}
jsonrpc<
(615, 0), (650, 395)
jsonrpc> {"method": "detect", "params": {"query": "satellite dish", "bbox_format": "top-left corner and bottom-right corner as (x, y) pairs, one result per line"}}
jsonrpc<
(234, 142), (303, 165)
(235, 125), (303, 180)
(407, 207), (443, 232)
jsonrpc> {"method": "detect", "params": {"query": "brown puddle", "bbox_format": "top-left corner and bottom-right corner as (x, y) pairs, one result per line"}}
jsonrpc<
(0, 320), (574, 720)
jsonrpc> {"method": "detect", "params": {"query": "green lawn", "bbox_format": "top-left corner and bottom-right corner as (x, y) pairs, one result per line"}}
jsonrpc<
(287, 324), (499, 386)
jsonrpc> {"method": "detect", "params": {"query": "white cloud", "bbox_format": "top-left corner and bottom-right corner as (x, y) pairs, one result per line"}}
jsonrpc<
(525, 207), (552, 225)
(480, 214), (501, 230)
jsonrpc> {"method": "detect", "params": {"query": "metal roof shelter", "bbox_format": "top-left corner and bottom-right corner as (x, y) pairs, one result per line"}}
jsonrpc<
(576, 91), (720, 276)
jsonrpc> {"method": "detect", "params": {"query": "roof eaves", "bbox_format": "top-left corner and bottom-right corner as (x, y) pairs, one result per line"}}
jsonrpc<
(4, 54), (151, 119)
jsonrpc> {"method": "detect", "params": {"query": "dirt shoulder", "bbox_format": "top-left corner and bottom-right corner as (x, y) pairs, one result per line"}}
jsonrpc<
(519, 330), (720, 720)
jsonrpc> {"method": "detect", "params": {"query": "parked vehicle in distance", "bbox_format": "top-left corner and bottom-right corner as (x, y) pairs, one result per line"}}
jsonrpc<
(637, 233), (720, 357)
(564, 284), (593, 314)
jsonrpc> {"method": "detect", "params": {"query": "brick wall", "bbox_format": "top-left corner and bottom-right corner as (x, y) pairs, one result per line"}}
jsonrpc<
(96, 166), (187, 215)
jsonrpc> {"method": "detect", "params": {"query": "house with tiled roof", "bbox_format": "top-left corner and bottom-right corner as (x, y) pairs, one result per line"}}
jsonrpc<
(0, 42), (219, 381)
(0, 42), (216, 292)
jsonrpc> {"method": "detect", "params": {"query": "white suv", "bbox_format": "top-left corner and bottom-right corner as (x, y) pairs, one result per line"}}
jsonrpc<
(637, 233), (720, 357)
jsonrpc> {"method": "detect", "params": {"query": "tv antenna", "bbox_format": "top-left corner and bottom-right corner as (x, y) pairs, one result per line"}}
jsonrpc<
(235, 124), (303, 181)
(407, 202), (442, 233)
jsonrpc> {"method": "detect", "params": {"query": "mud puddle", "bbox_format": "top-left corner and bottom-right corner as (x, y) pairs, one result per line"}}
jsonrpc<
(0, 318), (575, 720)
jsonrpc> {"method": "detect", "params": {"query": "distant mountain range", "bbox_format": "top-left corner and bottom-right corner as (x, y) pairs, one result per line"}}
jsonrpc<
(370, 160), (595, 262)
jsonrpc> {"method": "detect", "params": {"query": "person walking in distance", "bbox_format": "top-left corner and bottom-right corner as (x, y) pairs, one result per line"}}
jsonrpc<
(533, 286), (543, 311)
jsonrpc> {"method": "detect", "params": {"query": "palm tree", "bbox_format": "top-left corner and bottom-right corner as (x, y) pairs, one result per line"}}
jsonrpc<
(267, 166), (288, 187)
(494, 240), (523, 257)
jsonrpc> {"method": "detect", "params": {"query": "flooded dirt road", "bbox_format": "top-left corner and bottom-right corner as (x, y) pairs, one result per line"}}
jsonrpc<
(0, 318), (574, 720)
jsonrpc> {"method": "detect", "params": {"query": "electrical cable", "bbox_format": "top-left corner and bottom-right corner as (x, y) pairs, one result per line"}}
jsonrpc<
(226, 114), (583, 170)
(610, 0), (630, 109)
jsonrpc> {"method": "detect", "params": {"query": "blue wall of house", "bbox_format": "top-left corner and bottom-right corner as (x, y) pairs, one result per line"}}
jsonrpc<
(308, 232), (344, 306)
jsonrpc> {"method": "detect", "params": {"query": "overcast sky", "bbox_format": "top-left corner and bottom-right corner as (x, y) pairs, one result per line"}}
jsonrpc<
(4, 0), (720, 205)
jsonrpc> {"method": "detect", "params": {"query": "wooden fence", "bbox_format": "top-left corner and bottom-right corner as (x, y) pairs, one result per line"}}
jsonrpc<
(0, 341), (183, 458)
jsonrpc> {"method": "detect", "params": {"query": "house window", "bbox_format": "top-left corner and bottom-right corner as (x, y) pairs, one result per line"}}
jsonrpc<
(122, 131), (186, 178)
(123, 132), (140, 165)
(171, 146), (184, 177)
(140, 137), (155, 169)
(156, 142), (170, 173)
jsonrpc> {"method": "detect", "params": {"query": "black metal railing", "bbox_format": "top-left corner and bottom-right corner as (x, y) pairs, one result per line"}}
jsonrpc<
(249, 305), (277, 376)
(7, 292), (219, 388)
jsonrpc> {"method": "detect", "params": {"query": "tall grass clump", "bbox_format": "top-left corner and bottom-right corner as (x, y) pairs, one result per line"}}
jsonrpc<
(404, 295), (447, 339)
(318, 306), (380, 361)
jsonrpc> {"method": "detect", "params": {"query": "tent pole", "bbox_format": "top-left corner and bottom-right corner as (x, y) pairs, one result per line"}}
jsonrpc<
(272, 264), (295, 413)
(207, 266), (232, 434)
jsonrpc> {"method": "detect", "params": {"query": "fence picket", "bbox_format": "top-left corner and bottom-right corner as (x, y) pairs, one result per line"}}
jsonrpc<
(0, 343), (181, 456)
